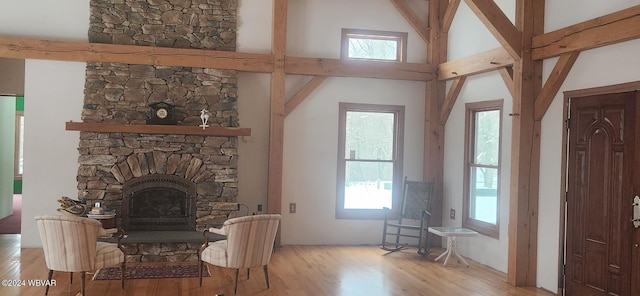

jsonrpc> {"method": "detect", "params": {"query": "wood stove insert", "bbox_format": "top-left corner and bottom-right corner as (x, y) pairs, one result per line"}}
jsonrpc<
(123, 174), (197, 231)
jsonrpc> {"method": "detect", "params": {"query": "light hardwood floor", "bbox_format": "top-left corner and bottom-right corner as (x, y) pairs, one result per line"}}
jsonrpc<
(0, 234), (555, 296)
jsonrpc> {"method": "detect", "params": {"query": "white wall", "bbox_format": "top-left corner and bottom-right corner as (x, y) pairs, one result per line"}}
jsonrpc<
(286, 0), (428, 63)
(235, 72), (271, 214)
(442, 71), (513, 272)
(0, 0), (88, 247)
(444, 0), (514, 274)
(279, 0), (428, 245)
(282, 77), (425, 245)
(238, 0), (428, 245)
(235, 0), (273, 216)
(0, 0), (89, 40)
(21, 60), (85, 247)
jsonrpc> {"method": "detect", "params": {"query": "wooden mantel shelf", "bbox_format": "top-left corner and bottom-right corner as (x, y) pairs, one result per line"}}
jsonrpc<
(65, 122), (251, 136)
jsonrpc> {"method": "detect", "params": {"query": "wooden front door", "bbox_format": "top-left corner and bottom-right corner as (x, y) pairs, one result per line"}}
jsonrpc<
(566, 90), (640, 295)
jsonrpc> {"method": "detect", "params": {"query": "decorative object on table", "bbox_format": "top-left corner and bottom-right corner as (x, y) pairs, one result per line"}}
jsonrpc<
(87, 202), (116, 219)
(57, 196), (91, 217)
(381, 177), (434, 255)
(147, 102), (177, 125)
(200, 108), (212, 130)
(91, 202), (104, 215)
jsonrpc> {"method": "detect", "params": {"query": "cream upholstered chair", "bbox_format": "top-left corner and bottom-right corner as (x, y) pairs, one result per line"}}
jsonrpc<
(35, 215), (125, 295)
(199, 214), (281, 294)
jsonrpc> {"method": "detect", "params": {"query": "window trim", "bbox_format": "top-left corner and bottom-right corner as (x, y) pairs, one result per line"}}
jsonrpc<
(336, 103), (405, 220)
(462, 100), (503, 238)
(340, 28), (408, 62)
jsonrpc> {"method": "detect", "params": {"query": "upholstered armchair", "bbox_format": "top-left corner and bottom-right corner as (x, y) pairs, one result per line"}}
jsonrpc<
(199, 214), (281, 294)
(35, 215), (125, 295)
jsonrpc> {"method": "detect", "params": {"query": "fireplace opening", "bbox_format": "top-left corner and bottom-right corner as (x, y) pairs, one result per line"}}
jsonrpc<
(123, 175), (196, 231)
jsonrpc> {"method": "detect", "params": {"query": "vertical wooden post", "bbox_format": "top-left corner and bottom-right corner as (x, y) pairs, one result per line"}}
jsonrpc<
(507, 0), (544, 286)
(425, 0), (448, 241)
(268, 0), (287, 245)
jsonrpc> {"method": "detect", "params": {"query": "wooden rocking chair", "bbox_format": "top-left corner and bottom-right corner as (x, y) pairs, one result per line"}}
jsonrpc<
(381, 177), (434, 255)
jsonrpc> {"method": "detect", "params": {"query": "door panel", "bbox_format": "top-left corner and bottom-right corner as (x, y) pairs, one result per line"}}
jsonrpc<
(566, 91), (636, 296)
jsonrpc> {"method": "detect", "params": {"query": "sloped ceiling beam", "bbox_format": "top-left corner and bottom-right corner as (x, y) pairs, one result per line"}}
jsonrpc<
(442, 0), (462, 33)
(390, 0), (431, 45)
(463, 0), (522, 59)
(532, 5), (640, 60)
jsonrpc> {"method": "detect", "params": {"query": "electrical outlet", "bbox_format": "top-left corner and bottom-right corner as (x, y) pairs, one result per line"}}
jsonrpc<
(289, 203), (296, 213)
(257, 204), (263, 212)
(450, 208), (456, 219)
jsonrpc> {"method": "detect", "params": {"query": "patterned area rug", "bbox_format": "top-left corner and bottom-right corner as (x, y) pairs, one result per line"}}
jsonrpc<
(93, 264), (210, 280)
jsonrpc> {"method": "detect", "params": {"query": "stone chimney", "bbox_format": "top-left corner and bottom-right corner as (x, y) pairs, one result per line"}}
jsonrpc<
(76, 0), (240, 232)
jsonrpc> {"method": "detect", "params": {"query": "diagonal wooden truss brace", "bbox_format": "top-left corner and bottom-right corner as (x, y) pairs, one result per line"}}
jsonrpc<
(390, 0), (430, 45)
(284, 76), (327, 117)
(463, 0), (522, 60)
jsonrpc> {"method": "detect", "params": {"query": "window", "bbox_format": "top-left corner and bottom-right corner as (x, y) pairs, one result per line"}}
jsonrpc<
(336, 103), (404, 219)
(14, 111), (24, 178)
(462, 100), (502, 238)
(341, 29), (407, 62)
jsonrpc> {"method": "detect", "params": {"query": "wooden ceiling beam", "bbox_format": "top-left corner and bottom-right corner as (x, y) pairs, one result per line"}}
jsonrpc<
(442, 0), (462, 33)
(285, 56), (436, 81)
(437, 47), (513, 80)
(390, 0), (431, 45)
(532, 5), (640, 60)
(0, 36), (274, 73)
(0, 35), (437, 82)
(463, 0), (522, 59)
(534, 51), (580, 120)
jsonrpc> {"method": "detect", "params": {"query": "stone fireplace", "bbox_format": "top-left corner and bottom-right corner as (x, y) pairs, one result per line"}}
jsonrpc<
(75, 0), (241, 238)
